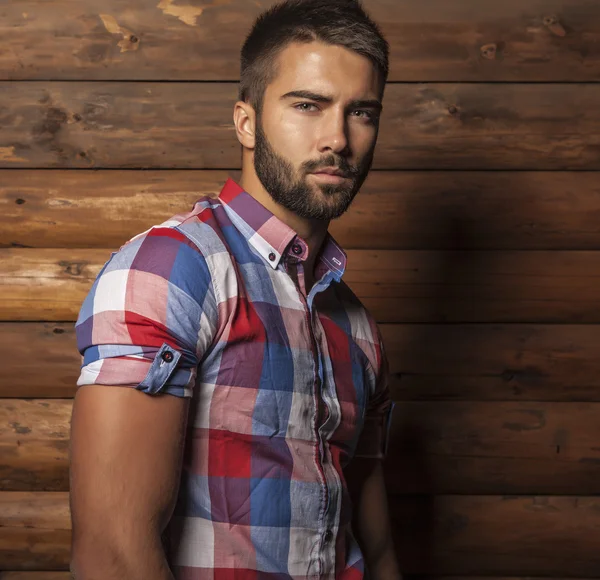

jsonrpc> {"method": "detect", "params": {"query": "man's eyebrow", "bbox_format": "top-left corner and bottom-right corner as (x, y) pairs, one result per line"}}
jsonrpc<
(280, 90), (333, 103)
(348, 99), (383, 113)
(280, 90), (382, 112)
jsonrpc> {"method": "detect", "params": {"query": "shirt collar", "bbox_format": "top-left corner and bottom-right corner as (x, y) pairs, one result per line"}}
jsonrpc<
(217, 178), (347, 279)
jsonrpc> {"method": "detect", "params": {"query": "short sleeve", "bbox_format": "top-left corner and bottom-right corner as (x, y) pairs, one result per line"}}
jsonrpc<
(75, 227), (218, 398)
(352, 327), (395, 459)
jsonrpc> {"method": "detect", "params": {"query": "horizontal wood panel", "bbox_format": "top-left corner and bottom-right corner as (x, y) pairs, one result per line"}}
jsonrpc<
(4, 170), (600, 251)
(382, 324), (600, 402)
(0, 493), (70, 571)
(4, 248), (600, 323)
(0, 324), (77, 399)
(386, 401), (600, 494)
(2, 0), (599, 81)
(3, 399), (600, 494)
(5, 323), (600, 401)
(390, 495), (600, 576)
(3, 492), (600, 575)
(0, 400), (70, 491)
(2, 83), (600, 170)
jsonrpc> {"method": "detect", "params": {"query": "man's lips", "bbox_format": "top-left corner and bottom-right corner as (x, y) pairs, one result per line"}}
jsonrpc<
(311, 168), (349, 178)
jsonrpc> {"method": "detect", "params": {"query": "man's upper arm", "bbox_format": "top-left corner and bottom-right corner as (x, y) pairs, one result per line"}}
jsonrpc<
(70, 385), (189, 544)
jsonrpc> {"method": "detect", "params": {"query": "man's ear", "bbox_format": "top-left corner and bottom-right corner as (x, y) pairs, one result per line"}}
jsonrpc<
(233, 101), (256, 150)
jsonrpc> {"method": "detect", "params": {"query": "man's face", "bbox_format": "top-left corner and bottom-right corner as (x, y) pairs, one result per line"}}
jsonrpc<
(253, 41), (382, 221)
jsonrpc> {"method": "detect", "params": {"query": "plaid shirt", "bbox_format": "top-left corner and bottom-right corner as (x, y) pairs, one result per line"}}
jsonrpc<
(75, 178), (394, 580)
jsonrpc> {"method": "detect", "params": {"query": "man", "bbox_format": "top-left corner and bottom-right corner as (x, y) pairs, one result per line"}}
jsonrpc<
(70, 0), (400, 579)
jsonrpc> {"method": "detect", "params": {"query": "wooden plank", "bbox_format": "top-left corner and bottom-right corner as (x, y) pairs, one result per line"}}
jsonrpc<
(4, 248), (600, 323)
(3, 492), (600, 575)
(6, 323), (600, 401)
(3, 399), (600, 494)
(391, 495), (600, 576)
(0, 492), (70, 570)
(0, 248), (111, 321)
(2, 83), (600, 170)
(0, 400), (70, 491)
(2, 0), (599, 82)
(385, 401), (600, 495)
(346, 250), (600, 323)
(4, 170), (600, 251)
(0, 324), (78, 399)
(381, 324), (600, 401)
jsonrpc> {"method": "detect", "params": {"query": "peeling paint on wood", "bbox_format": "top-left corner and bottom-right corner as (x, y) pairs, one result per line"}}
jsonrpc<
(156, 0), (205, 26)
(99, 14), (140, 53)
(0, 147), (27, 163)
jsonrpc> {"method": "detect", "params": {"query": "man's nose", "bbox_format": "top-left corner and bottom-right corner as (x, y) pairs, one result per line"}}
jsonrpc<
(317, 111), (350, 155)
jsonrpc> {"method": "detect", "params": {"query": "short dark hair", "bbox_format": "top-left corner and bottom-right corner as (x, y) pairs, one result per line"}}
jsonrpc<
(239, 0), (389, 113)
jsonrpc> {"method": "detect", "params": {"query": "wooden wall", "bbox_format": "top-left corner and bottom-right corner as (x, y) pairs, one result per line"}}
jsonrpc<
(1, 0), (600, 577)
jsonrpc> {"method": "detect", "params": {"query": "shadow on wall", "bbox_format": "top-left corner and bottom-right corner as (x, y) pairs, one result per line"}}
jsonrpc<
(379, 171), (550, 576)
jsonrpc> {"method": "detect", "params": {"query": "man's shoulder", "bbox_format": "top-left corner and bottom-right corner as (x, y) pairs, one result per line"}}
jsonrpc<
(96, 195), (234, 293)
(117, 195), (229, 259)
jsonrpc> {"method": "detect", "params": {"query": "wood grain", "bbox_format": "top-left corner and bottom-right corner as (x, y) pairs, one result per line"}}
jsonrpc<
(4, 248), (600, 323)
(4, 170), (600, 251)
(0, 492), (70, 571)
(3, 492), (600, 575)
(390, 495), (600, 576)
(1, 0), (599, 81)
(0, 323), (78, 399)
(5, 322), (600, 402)
(381, 323), (600, 402)
(2, 83), (600, 170)
(3, 399), (600, 494)
(0, 400), (70, 491)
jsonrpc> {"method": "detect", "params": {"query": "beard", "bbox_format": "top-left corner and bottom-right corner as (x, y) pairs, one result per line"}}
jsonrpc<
(253, 119), (375, 221)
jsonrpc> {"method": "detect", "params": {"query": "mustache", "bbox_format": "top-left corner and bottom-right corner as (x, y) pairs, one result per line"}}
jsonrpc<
(302, 156), (359, 178)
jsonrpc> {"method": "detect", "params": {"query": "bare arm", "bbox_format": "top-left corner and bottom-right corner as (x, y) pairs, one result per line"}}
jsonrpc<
(345, 458), (402, 580)
(69, 385), (189, 580)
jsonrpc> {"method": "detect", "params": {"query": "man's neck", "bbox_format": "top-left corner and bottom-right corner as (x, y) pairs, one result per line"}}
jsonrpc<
(239, 171), (330, 276)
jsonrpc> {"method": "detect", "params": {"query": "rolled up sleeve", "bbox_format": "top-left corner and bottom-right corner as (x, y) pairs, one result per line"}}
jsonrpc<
(353, 329), (395, 459)
(75, 226), (218, 398)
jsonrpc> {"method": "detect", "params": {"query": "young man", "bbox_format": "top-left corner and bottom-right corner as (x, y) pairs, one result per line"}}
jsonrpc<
(69, 1), (400, 579)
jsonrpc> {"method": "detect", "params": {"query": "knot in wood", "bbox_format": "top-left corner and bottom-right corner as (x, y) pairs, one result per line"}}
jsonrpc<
(480, 43), (497, 60)
(59, 261), (83, 277)
(543, 15), (566, 37)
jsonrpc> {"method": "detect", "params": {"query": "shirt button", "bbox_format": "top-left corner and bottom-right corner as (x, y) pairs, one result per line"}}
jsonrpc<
(161, 350), (174, 363)
(324, 529), (333, 543)
(268, 252), (276, 262)
(292, 243), (303, 256)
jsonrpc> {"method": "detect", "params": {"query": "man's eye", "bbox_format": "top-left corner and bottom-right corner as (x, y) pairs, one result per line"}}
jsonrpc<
(352, 110), (373, 120)
(295, 103), (318, 112)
